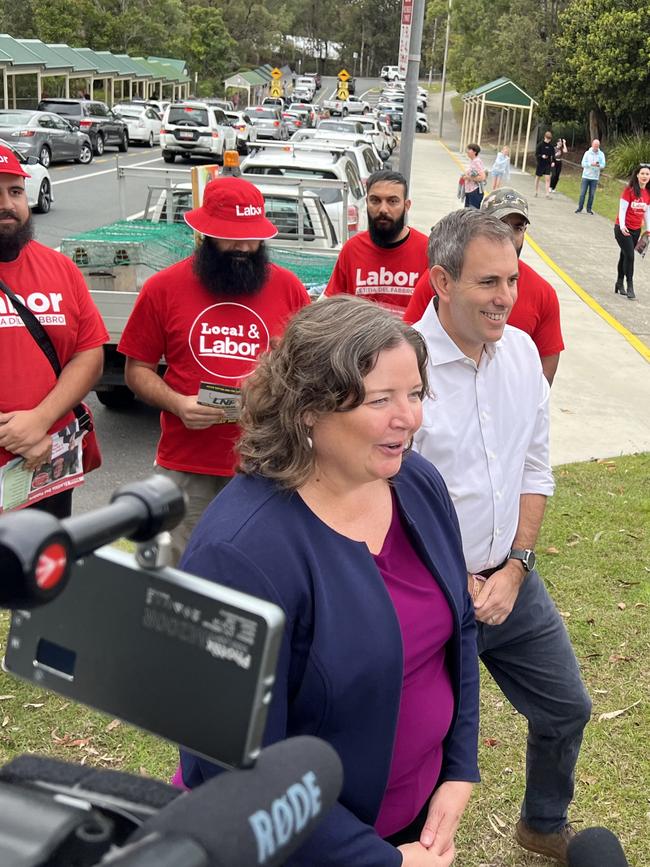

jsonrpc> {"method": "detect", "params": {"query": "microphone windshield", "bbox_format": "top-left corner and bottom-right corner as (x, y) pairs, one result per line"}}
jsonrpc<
(132, 736), (342, 867)
(567, 827), (629, 867)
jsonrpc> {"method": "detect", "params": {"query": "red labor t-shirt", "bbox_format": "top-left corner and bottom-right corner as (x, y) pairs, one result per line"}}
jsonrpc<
(118, 257), (309, 476)
(616, 186), (650, 231)
(324, 228), (429, 313)
(0, 241), (109, 467)
(403, 260), (564, 358)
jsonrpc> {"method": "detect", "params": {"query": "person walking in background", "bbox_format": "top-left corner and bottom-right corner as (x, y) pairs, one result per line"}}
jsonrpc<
(534, 131), (555, 198)
(462, 143), (486, 209)
(490, 146), (511, 191)
(550, 137), (567, 192)
(614, 163), (650, 300)
(575, 140), (606, 214)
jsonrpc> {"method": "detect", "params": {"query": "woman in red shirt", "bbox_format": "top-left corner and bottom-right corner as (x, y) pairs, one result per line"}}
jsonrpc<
(614, 163), (650, 299)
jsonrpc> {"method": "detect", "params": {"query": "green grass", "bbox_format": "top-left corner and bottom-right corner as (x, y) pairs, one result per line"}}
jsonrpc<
(552, 163), (626, 223)
(1, 454), (648, 863)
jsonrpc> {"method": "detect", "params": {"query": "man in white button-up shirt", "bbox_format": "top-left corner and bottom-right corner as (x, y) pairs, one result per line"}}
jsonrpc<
(413, 209), (591, 866)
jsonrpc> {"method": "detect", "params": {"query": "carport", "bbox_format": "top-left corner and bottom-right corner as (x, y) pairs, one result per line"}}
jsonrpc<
(223, 67), (272, 107)
(46, 43), (99, 98)
(459, 77), (537, 172)
(141, 58), (190, 101)
(0, 34), (45, 108)
(16, 39), (74, 99)
(72, 48), (124, 104)
(97, 52), (148, 103)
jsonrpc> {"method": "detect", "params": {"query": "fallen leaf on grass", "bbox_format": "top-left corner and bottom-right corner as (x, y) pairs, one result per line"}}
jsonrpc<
(593, 689), (608, 694)
(69, 738), (91, 748)
(0, 696), (15, 701)
(596, 459), (616, 466)
(1, 716), (8, 727)
(617, 602), (626, 610)
(560, 611), (571, 618)
(23, 703), (44, 709)
(598, 699), (641, 722)
(483, 737), (498, 747)
(593, 531), (603, 542)
(487, 814), (506, 837)
(545, 547), (560, 555)
(634, 603), (647, 608)
(609, 654), (632, 663)
(105, 719), (121, 732)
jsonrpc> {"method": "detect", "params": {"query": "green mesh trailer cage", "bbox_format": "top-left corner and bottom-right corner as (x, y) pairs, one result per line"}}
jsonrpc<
(60, 220), (336, 295)
(60, 220), (195, 273)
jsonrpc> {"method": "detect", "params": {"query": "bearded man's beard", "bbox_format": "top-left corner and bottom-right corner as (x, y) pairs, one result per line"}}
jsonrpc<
(0, 213), (33, 262)
(193, 240), (270, 297)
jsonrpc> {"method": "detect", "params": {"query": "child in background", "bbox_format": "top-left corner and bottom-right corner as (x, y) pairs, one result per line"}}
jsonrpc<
(490, 146), (511, 190)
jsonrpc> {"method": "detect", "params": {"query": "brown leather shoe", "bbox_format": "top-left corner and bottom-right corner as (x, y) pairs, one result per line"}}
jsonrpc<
(515, 819), (576, 864)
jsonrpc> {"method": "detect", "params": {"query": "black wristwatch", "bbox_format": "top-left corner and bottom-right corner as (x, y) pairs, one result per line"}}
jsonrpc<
(508, 548), (536, 572)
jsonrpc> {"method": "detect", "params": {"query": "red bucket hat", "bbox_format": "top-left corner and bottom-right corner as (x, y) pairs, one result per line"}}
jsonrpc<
(0, 144), (30, 178)
(184, 176), (277, 240)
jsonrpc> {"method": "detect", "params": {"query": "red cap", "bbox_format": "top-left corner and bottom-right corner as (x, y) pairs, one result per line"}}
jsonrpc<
(0, 144), (30, 178)
(184, 176), (277, 240)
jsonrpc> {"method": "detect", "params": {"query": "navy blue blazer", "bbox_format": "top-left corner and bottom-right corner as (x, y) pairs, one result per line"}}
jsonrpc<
(179, 451), (479, 866)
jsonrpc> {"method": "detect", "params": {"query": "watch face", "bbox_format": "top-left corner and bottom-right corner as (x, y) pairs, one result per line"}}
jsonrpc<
(524, 550), (536, 571)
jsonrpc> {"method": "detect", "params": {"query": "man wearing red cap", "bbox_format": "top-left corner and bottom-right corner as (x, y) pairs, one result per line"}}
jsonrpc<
(119, 176), (309, 562)
(0, 144), (108, 518)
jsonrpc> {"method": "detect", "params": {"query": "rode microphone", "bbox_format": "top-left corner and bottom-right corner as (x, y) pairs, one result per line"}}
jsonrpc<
(567, 827), (629, 867)
(124, 736), (343, 866)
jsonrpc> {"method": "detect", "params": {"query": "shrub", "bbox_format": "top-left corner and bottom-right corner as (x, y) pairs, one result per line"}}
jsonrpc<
(608, 135), (650, 180)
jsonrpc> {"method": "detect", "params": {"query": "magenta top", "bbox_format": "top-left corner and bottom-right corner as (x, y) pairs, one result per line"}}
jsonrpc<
(373, 493), (455, 837)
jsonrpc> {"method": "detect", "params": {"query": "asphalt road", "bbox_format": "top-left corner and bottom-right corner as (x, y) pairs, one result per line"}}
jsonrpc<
(42, 78), (386, 513)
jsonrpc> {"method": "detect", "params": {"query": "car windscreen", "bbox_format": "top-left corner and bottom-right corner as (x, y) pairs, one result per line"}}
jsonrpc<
(116, 108), (143, 118)
(39, 102), (79, 116)
(245, 167), (342, 203)
(252, 109), (278, 119)
(167, 107), (209, 126)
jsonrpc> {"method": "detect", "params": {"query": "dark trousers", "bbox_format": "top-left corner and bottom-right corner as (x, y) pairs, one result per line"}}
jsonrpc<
(577, 178), (598, 212)
(477, 570), (591, 833)
(550, 160), (563, 190)
(28, 489), (73, 519)
(464, 189), (483, 209)
(614, 224), (640, 286)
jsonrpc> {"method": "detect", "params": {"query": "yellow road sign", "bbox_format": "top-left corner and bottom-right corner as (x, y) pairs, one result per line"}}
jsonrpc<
(271, 67), (282, 80)
(270, 84), (283, 97)
(337, 84), (349, 100)
(337, 69), (351, 82)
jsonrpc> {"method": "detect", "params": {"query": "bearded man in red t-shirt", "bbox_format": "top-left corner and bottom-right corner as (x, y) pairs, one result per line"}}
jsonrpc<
(119, 176), (310, 563)
(0, 144), (107, 518)
(324, 169), (429, 315)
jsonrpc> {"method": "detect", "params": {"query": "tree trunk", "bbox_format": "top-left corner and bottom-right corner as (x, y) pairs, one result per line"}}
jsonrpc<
(589, 108), (606, 142)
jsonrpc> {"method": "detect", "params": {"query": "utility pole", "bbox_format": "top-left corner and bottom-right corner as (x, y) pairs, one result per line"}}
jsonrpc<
(438, 0), (452, 139)
(398, 0), (426, 186)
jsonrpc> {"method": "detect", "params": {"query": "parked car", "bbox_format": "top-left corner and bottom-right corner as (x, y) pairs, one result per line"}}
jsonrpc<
(295, 77), (316, 96)
(246, 106), (289, 140)
(380, 91), (427, 112)
(333, 116), (394, 157)
(159, 101), (237, 163)
(242, 146), (368, 240)
(0, 109), (93, 167)
(282, 110), (305, 135)
(262, 96), (289, 109)
(292, 87), (313, 104)
(128, 98), (170, 115)
(287, 104), (317, 128)
(0, 140), (53, 213)
(204, 98), (234, 112)
(322, 94), (369, 117)
(113, 103), (162, 147)
(380, 65), (405, 82)
(37, 98), (128, 156)
(303, 72), (321, 90)
(225, 110), (258, 154)
(383, 81), (428, 106)
(318, 119), (365, 135)
(289, 133), (385, 184)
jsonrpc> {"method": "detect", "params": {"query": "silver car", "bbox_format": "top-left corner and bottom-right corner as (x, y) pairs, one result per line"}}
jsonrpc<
(246, 106), (289, 140)
(0, 109), (93, 167)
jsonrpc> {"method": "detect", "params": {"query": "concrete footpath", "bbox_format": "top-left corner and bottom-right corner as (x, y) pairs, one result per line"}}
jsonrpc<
(405, 99), (650, 466)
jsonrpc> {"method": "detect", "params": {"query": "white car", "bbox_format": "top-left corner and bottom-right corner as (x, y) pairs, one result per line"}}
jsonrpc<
(0, 141), (53, 213)
(242, 146), (368, 241)
(290, 131), (385, 181)
(380, 65), (405, 82)
(225, 111), (258, 154)
(326, 116), (394, 158)
(383, 81), (428, 106)
(114, 104), (162, 147)
(160, 101), (237, 163)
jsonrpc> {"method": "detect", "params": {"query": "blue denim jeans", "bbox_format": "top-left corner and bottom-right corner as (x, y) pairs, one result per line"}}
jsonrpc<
(477, 570), (592, 832)
(577, 178), (598, 212)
